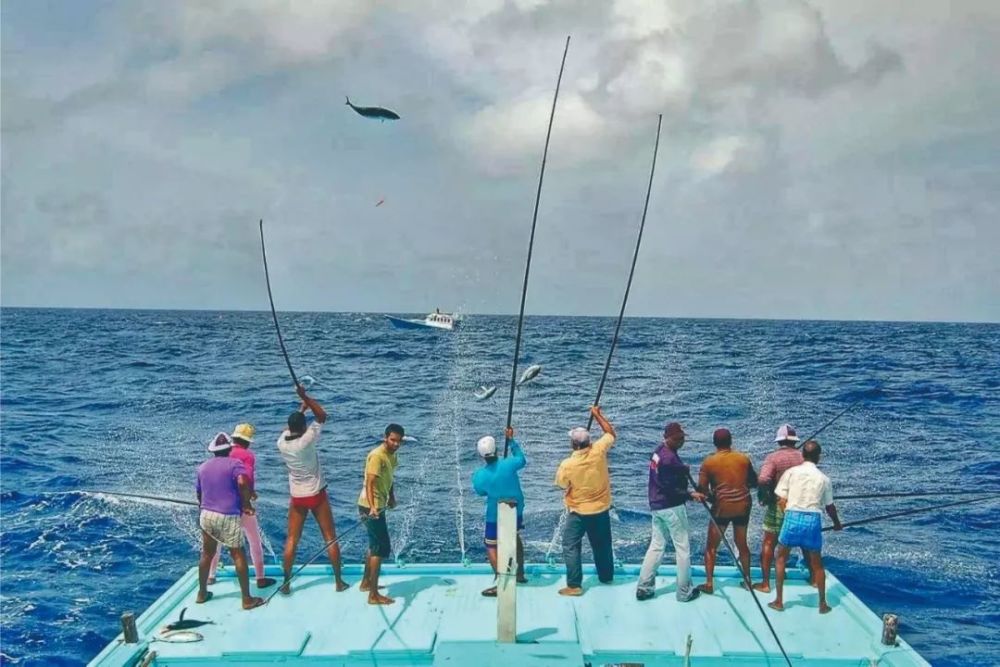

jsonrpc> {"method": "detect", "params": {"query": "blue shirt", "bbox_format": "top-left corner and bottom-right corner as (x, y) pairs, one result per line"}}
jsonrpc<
(472, 439), (526, 522)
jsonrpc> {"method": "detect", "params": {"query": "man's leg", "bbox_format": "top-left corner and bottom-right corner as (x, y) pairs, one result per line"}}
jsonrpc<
(755, 530), (778, 592)
(768, 544), (791, 611)
(587, 511), (615, 584)
(208, 538), (223, 585)
(229, 546), (264, 609)
(699, 520), (723, 594)
(808, 551), (830, 613)
(280, 505), (308, 595)
(197, 530), (218, 603)
(636, 511), (668, 598)
(366, 513), (394, 605)
(242, 513), (275, 588)
(733, 524), (752, 587)
(559, 512), (586, 594)
(312, 499), (349, 591)
(664, 507), (695, 601)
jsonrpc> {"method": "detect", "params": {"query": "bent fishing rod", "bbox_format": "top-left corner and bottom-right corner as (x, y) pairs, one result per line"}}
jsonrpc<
(823, 492), (1000, 532)
(686, 471), (793, 667)
(84, 490), (198, 507)
(504, 35), (571, 457)
(586, 114), (663, 430)
(259, 219), (300, 387)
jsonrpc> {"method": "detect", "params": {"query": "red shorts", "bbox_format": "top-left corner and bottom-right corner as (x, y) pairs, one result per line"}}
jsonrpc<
(289, 488), (328, 510)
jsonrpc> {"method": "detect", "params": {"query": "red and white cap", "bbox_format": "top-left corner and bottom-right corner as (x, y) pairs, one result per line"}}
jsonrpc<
(774, 424), (799, 443)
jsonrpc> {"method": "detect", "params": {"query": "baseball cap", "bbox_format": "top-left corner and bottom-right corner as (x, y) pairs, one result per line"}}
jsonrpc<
(477, 436), (497, 457)
(775, 424), (799, 442)
(713, 428), (732, 447)
(664, 422), (686, 439)
(568, 427), (591, 447)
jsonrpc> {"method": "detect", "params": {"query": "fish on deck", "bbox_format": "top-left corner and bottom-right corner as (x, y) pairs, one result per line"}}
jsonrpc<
(345, 96), (400, 122)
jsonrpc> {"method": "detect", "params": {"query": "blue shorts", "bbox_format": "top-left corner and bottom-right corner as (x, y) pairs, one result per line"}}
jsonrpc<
(778, 509), (822, 552)
(484, 517), (524, 546)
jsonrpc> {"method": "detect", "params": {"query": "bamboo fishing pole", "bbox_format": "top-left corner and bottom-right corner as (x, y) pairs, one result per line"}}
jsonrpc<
(586, 114), (663, 430)
(84, 490), (198, 507)
(823, 492), (1000, 532)
(259, 219), (300, 387)
(503, 35), (571, 458)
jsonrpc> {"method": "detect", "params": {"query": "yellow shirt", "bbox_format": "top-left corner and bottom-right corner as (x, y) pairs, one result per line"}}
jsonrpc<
(554, 433), (615, 515)
(357, 444), (398, 510)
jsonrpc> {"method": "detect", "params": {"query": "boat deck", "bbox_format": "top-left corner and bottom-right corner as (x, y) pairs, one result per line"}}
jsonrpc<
(89, 562), (929, 666)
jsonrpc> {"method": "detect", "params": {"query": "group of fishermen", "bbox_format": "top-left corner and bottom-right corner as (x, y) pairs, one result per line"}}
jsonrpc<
(195, 384), (842, 614)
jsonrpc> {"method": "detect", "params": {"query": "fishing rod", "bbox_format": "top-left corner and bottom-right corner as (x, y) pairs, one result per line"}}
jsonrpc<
(265, 518), (367, 604)
(794, 393), (871, 449)
(822, 492), (1000, 532)
(503, 35), (571, 458)
(85, 490), (198, 507)
(686, 472), (793, 667)
(586, 114), (663, 430)
(259, 219), (300, 387)
(836, 489), (997, 501)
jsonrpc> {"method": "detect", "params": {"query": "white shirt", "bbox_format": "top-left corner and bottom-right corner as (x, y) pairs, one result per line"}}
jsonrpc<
(277, 422), (325, 498)
(775, 461), (833, 513)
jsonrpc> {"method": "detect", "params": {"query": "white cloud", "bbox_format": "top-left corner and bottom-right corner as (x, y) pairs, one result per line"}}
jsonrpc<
(690, 134), (768, 176)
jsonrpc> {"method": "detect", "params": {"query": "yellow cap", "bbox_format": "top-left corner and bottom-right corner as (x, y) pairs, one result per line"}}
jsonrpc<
(231, 423), (255, 443)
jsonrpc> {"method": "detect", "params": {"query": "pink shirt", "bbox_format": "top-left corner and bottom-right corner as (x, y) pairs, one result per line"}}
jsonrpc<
(229, 446), (256, 488)
(759, 447), (803, 486)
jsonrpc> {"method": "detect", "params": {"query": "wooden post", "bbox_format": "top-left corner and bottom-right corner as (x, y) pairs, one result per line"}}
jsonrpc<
(121, 612), (139, 644)
(497, 499), (518, 643)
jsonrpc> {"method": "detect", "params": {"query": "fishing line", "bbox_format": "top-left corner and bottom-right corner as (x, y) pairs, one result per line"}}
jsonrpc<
(259, 219), (299, 387)
(687, 472), (793, 667)
(836, 489), (997, 501)
(85, 490), (198, 507)
(503, 35), (571, 458)
(265, 518), (368, 604)
(823, 493), (1000, 532)
(794, 391), (874, 449)
(586, 114), (662, 430)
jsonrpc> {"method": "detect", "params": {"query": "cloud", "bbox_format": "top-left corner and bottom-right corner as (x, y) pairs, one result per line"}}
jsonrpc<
(690, 134), (769, 176)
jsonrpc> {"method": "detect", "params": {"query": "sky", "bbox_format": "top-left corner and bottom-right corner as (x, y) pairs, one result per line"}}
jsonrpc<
(2, 0), (998, 321)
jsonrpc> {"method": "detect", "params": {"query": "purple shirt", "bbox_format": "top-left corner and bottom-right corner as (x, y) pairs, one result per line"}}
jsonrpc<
(196, 457), (247, 516)
(647, 444), (692, 510)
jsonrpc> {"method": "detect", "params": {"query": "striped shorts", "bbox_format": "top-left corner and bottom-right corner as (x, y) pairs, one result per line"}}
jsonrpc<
(200, 510), (244, 549)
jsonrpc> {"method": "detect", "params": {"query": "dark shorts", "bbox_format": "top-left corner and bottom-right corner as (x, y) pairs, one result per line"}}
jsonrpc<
(484, 516), (525, 546)
(712, 511), (751, 530)
(290, 487), (329, 511)
(358, 505), (391, 558)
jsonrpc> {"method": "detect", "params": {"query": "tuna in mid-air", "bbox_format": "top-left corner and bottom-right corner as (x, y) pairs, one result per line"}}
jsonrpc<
(516, 364), (542, 387)
(474, 385), (497, 400)
(345, 96), (400, 121)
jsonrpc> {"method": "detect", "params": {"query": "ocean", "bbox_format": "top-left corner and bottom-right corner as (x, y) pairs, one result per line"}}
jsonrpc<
(1, 308), (998, 665)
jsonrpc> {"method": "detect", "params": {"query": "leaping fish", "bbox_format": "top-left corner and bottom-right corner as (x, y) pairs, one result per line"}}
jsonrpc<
(474, 385), (497, 400)
(516, 364), (542, 387)
(345, 96), (400, 122)
(165, 608), (214, 632)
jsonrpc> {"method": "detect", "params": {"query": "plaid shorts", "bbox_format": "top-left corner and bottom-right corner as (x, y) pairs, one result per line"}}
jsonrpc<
(763, 503), (786, 534)
(778, 510), (822, 552)
(200, 510), (243, 549)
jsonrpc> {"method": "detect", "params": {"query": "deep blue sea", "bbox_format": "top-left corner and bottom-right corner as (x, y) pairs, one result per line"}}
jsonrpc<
(1, 308), (999, 665)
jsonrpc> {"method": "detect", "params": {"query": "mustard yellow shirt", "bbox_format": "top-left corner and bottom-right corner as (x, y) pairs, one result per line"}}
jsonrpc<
(357, 444), (398, 510)
(554, 433), (615, 515)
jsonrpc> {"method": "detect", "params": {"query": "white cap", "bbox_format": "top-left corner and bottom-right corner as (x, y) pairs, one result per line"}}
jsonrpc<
(568, 427), (591, 447)
(774, 424), (799, 442)
(477, 436), (497, 457)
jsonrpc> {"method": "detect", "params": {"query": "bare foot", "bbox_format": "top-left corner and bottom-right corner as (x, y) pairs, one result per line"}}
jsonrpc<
(819, 603), (832, 614)
(368, 593), (395, 605)
(335, 580), (350, 592)
(558, 587), (583, 597)
(243, 596), (265, 610)
(359, 581), (369, 592)
(768, 600), (784, 612)
(195, 591), (213, 604)
(279, 581), (291, 596)
(696, 584), (714, 595)
(256, 577), (277, 588)
(752, 582), (770, 593)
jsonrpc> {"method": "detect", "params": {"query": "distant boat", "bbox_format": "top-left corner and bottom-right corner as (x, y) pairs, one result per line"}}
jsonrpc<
(385, 310), (460, 331)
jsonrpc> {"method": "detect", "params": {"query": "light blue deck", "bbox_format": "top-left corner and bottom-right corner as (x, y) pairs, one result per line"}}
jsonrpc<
(89, 563), (929, 666)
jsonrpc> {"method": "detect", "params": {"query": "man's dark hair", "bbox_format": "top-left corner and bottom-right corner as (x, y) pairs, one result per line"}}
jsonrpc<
(288, 411), (307, 435)
(385, 423), (405, 438)
(802, 440), (822, 463)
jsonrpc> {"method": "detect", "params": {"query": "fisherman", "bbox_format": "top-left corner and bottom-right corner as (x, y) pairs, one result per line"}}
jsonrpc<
(554, 406), (616, 596)
(277, 385), (349, 595)
(696, 428), (757, 594)
(472, 426), (528, 597)
(207, 423), (276, 589)
(358, 423), (405, 605)
(753, 423), (805, 593)
(768, 440), (843, 613)
(195, 433), (264, 610)
(635, 422), (706, 602)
